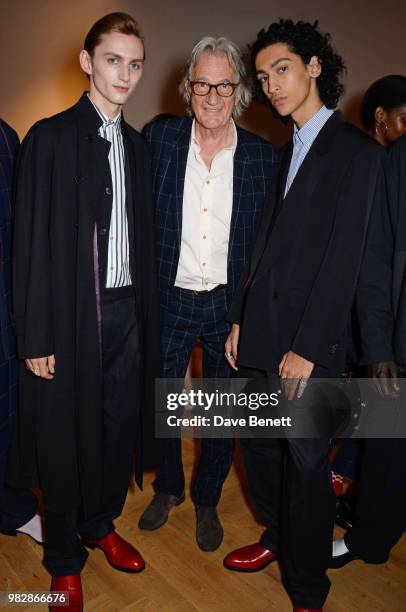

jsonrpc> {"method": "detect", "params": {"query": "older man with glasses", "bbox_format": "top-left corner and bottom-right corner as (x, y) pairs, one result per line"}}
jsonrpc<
(138, 36), (277, 551)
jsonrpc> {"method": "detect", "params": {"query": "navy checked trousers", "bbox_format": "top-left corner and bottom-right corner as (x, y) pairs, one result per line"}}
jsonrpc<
(155, 286), (235, 506)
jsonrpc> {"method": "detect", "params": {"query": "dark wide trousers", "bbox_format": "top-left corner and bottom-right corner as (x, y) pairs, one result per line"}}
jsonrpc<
(0, 387), (37, 532)
(155, 286), (234, 506)
(345, 438), (406, 562)
(238, 367), (336, 609)
(242, 437), (335, 608)
(44, 290), (140, 576)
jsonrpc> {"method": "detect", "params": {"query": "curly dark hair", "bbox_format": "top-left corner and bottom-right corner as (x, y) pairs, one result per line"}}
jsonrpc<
(250, 19), (346, 111)
(360, 75), (406, 131)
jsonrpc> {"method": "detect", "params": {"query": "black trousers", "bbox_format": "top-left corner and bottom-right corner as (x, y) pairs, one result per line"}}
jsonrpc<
(238, 366), (336, 609)
(44, 290), (140, 576)
(345, 438), (406, 562)
(1, 405), (37, 532)
(0, 360), (38, 533)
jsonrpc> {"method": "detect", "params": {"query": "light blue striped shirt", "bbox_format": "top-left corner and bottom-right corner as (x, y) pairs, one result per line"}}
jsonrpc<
(284, 105), (333, 197)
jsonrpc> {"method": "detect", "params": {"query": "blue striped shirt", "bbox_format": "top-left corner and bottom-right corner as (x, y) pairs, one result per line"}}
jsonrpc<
(284, 105), (333, 197)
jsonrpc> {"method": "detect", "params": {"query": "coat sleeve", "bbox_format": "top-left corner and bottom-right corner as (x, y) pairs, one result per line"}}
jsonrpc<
(291, 147), (393, 368)
(12, 122), (55, 359)
(227, 155), (279, 325)
(355, 155), (394, 364)
(226, 258), (251, 324)
(390, 136), (406, 366)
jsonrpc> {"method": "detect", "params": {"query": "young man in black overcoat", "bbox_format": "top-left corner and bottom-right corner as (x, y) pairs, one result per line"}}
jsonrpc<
(8, 13), (160, 610)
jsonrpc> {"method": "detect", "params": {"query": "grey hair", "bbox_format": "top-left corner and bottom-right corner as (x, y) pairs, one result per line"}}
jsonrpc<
(180, 36), (252, 119)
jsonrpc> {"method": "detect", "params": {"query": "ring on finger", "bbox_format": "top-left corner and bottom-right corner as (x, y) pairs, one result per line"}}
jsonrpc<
(225, 351), (232, 358)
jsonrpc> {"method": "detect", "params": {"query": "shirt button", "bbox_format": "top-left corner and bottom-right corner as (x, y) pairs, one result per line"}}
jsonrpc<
(105, 187), (112, 195)
(99, 228), (107, 235)
(206, 180), (210, 185)
(110, 266), (114, 271)
(203, 208), (208, 212)
(109, 236), (114, 240)
(203, 235), (207, 239)
(202, 262), (206, 267)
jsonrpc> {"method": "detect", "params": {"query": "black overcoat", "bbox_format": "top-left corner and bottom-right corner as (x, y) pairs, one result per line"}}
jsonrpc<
(7, 93), (161, 516)
(228, 112), (394, 374)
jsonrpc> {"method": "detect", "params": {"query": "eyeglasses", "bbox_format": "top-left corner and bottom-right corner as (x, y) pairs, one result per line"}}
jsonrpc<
(188, 80), (239, 97)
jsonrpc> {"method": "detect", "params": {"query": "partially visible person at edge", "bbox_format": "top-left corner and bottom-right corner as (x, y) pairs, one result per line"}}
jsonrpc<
(330, 132), (406, 567)
(0, 119), (43, 544)
(138, 35), (277, 552)
(361, 74), (406, 147)
(222, 19), (395, 612)
(331, 73), (406, 531)
(7, 13), (160, 612)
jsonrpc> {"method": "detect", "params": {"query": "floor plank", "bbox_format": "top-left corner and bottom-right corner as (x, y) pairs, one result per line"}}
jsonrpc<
(0, 438), (405, 611)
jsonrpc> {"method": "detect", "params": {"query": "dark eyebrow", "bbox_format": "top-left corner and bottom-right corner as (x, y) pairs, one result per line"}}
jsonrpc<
(103, 52), (145, 62)
(256, 57), (292, 74)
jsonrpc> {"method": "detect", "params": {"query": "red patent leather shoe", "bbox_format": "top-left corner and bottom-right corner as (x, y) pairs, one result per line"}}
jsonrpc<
(293, 607), (323, 611)
(83, 531), (145, 572)
(223, 542), (278, 572)
(50, 574), (83, 611)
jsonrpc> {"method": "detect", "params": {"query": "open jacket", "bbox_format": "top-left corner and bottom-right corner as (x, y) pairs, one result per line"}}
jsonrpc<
(8, 93), (161, 516)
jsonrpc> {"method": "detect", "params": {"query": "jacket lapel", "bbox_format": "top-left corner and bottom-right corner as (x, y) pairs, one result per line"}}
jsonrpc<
(228, 128), (250, 262)
(172, 122), (192, 247)
(251, 111), (344, 283)
(76, 93), (111, 226)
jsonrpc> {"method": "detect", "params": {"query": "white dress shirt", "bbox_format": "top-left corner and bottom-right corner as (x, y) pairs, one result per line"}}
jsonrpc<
(175, 120), (237, 291)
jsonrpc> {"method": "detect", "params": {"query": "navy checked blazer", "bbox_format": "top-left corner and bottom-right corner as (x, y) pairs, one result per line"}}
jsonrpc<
(0, 120), (19, 431)
(143, 116), (278, 307)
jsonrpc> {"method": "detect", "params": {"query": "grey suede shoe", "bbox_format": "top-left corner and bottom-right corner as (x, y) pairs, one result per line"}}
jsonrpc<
(196, 506), (224, 551)
(138, 493), (185, 530)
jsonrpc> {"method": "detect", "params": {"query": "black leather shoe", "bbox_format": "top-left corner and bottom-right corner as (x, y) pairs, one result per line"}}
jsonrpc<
(196, 506), (223, 551)
(334, 493), (356, 530)
(329, 550), (359, 569)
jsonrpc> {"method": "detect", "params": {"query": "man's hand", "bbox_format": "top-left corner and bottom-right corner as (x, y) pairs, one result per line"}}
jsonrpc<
(279, 350), (315, 400)
(25, 355), (55, 380)
(368, 361), (399, 397)
(225, 324), (240, 371)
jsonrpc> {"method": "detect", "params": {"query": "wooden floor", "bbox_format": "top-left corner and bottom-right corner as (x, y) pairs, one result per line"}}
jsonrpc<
(1, 439), (405, 612)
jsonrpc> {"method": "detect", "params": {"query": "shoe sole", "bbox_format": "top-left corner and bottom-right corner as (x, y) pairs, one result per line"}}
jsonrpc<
(329, 555), (360, 569)
(223, 557), (277, 573)
(138, 495), (186, 531)
(83, 542), (146, 573)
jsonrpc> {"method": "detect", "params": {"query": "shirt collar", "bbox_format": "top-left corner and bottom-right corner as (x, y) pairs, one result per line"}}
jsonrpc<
(87, 93), (121, 129)
(190, 119), (238, 157)
(293, 105), (333, 147)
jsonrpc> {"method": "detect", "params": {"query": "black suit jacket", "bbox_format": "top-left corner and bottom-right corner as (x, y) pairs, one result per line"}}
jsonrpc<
(228, 112), (394, 375)
(390, 135), (406, 366)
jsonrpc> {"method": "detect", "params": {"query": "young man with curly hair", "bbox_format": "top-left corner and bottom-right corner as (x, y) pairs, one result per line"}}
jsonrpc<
(223, 19), (394, 612)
